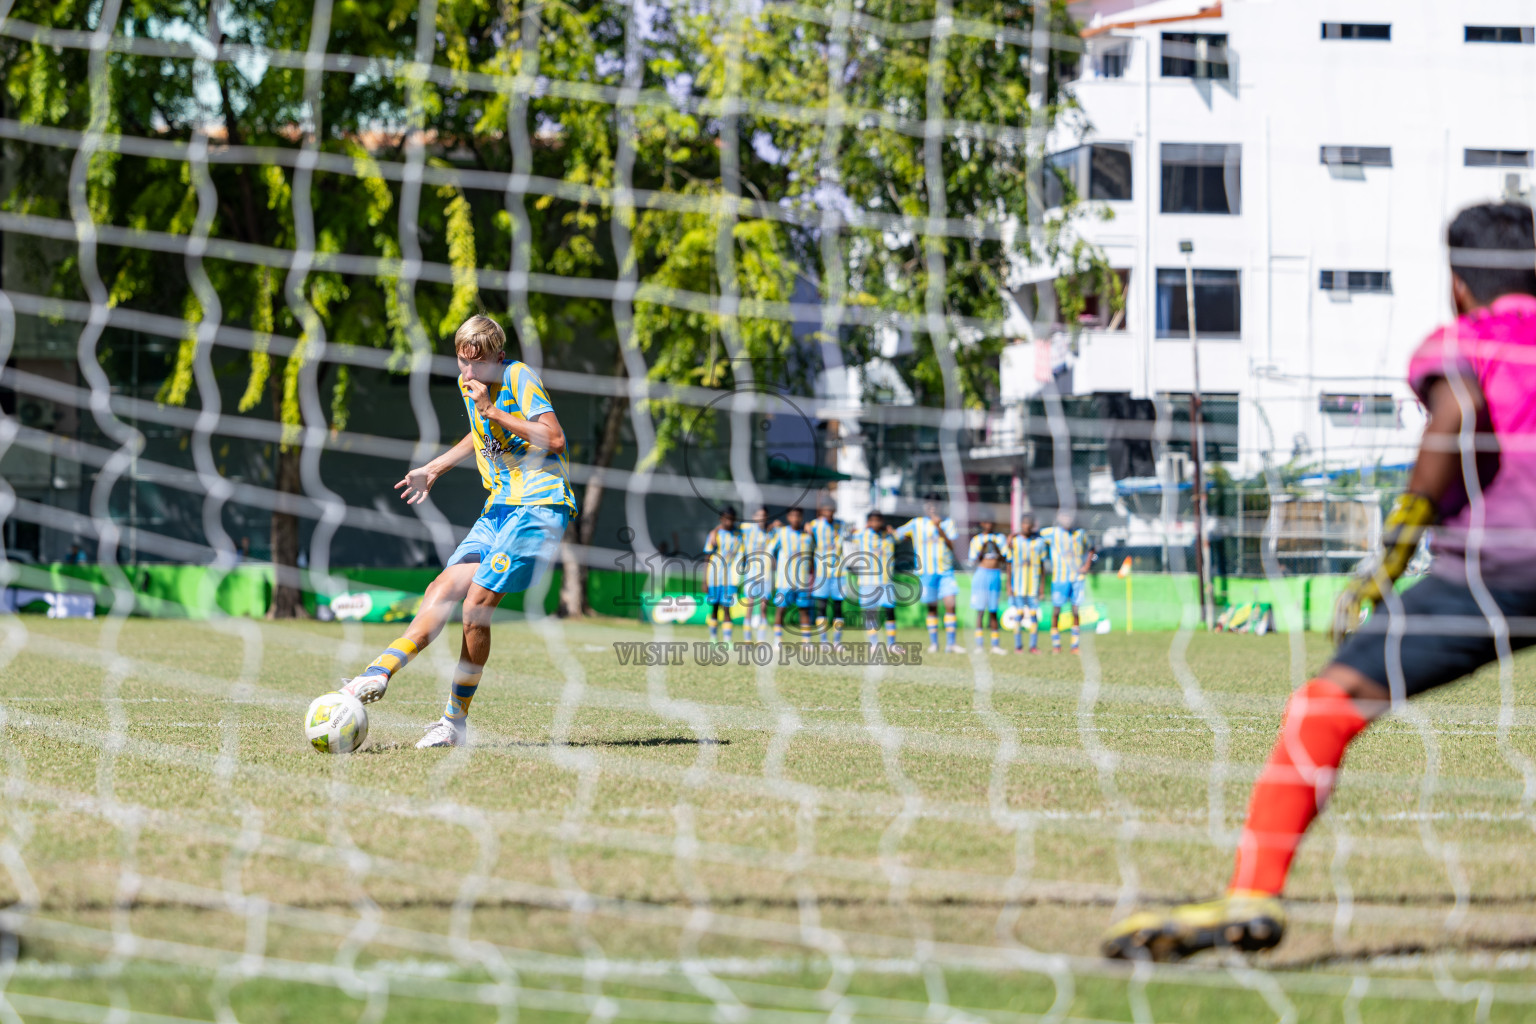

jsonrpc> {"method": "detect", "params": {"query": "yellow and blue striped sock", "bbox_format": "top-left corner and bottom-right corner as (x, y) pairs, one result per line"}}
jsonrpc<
(706, 614), (718, 644)
(832, 617), (843, 645)
(867, 622), (879, 647)
(974, 627), (984, 650)
(815, 616), (829, 644)
(885, 620), (898, 647)
(364, 636), (419, 681)
(722, 619), (733, 645)
(990, 627), (1000, 649)
(444, 660), (482, 723)
(1014, 624), (1024, 650)
(774, 624), (783, 645)
(943, 614), (957, 647)
(1071, 624), (1081, 650)
(925, 615), (939, 646)
(1051, 629), (1061, 650)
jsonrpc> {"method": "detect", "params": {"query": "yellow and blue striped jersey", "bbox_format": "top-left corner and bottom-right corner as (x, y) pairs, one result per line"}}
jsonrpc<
(461, 362), (577, 515)
(1039, 526), (1089, 584)
(1008, 534), (1046, 597)
(893, 516), (955, 574)
(768, 525), (815, 591)
(844, 527), (895, 587)
(968, 532), (1009, 566)
(703, 527), (742, 588)
(737, 521), (774, 591)
(807, 516), (843, 582)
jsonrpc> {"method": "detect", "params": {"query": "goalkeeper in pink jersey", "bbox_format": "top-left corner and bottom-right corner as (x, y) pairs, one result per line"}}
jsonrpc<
(1104, 202), (1536, 960)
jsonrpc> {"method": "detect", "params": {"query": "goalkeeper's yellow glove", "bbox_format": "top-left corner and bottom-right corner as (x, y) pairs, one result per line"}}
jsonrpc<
(1331, 492), (1436, 644)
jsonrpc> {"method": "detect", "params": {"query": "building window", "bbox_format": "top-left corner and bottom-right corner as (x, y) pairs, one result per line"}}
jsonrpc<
(1465, 149), (1534, 167)
(1093, 39), (1131, 79)
(1089, 144), (1134, 201)
(1159, 392), (1240, 463)
(1320, 146), (1392, 167)
(1156, 268), (1240, 338)
(1466, 25), (1534, 44)
(1161, 33), (1229, 79)
(1161, 143), (1241, 214)
(1074, 269), (1131, 331)
(1041, 143), (1134, 208)
(1319, 270), (1392, 294)
(1322, 23), (1391, 40)
(1321, 394), (1399, 429)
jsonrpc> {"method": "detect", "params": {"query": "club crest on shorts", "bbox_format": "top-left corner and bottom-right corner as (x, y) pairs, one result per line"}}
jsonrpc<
(489, 552), (511, 574)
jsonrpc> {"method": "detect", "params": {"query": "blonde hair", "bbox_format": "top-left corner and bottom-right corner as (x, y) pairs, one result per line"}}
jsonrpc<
(453, 315), (506, 360)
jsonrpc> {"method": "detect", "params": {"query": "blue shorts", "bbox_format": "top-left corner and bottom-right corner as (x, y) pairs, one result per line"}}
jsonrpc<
(706, 585), (738, 607)
(971, 569), (1003, 612)
(919, 571), (959, 605)
(774, 587), (812, 609)
(448, 504), (571, 594)
(1051, 579), (1087, 607)
(740, 577), (771, 602)
(852, 582), (897, 609)
(810, 576), (844, 601)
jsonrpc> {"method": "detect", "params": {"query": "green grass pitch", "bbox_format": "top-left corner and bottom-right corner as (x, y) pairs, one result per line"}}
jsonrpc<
(5, 615), (1536, 1022)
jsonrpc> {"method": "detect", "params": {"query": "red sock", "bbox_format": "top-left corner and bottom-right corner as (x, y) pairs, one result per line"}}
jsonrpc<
(1229, 678), (1370, 896)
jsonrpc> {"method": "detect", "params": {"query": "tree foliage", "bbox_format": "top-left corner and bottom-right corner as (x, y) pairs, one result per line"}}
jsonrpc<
(3, 0), (1108, 608)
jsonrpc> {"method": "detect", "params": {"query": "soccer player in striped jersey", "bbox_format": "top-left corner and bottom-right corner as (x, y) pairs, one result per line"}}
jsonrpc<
(702, 507), (741, 645)
(1038, 512), (1089, 654)
(894, 495), (960, 653)
(340, 316), (575, 748)
(737, 507), (774, 642)
(768, 507), (815, 645)
(807, 498), (846, 647)
(1006, 516), (1047, 653)
(968, 520), (1009, 654)
(846, 510), (898, 649)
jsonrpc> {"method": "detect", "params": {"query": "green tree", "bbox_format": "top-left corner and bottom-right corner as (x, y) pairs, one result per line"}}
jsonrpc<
(3, 0), (1103, 617)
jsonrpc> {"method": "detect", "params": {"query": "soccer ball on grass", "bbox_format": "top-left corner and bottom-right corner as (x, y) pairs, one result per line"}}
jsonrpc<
(305, 692), (369, 754)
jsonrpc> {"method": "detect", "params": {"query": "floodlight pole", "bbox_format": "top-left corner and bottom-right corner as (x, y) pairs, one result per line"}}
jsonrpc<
(1181, 240), (1213, 630)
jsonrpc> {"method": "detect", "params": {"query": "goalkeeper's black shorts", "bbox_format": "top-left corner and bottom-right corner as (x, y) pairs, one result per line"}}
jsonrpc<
(1333, 574), (1536, 697)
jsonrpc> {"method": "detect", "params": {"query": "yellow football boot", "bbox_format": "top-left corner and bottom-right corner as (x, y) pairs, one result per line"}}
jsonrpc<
(1101, 892), (1285, 962)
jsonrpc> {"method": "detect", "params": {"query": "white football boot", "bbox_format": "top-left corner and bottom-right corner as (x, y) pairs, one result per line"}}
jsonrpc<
(415, 717), (466, 749)
(339, 673), (388, 705)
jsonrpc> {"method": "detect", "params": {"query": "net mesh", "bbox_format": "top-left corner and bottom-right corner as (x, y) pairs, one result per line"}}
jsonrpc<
(1, 1), (1535, 1021)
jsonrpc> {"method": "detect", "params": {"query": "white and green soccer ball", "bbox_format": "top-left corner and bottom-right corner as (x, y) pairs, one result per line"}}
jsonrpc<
(304, 692), (369, 754)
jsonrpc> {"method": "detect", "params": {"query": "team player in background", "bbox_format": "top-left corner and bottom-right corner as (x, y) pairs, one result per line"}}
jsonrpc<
(968, 520), (1009, 654)
(1038, 512), (1090, 654)
(768, 507), (815, 646)
(1007, 515), (1047, 653)
(702, 507), (741, 645)
(895, 495), (961, 652)
(1103, 201), (1536, 961)
(807, 498), (846, 647)
(846, 510), (899, 649)
(339, 315), (575, 748)
(738, 506), (774, 642)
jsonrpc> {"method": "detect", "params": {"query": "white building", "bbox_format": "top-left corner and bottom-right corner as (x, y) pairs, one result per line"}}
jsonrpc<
(1010, 0), (1536, 478)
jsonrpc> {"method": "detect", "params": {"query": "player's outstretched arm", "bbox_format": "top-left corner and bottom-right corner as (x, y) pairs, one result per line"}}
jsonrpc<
(1332, 378), (1479, 641)
(395, 433), (477, 505)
